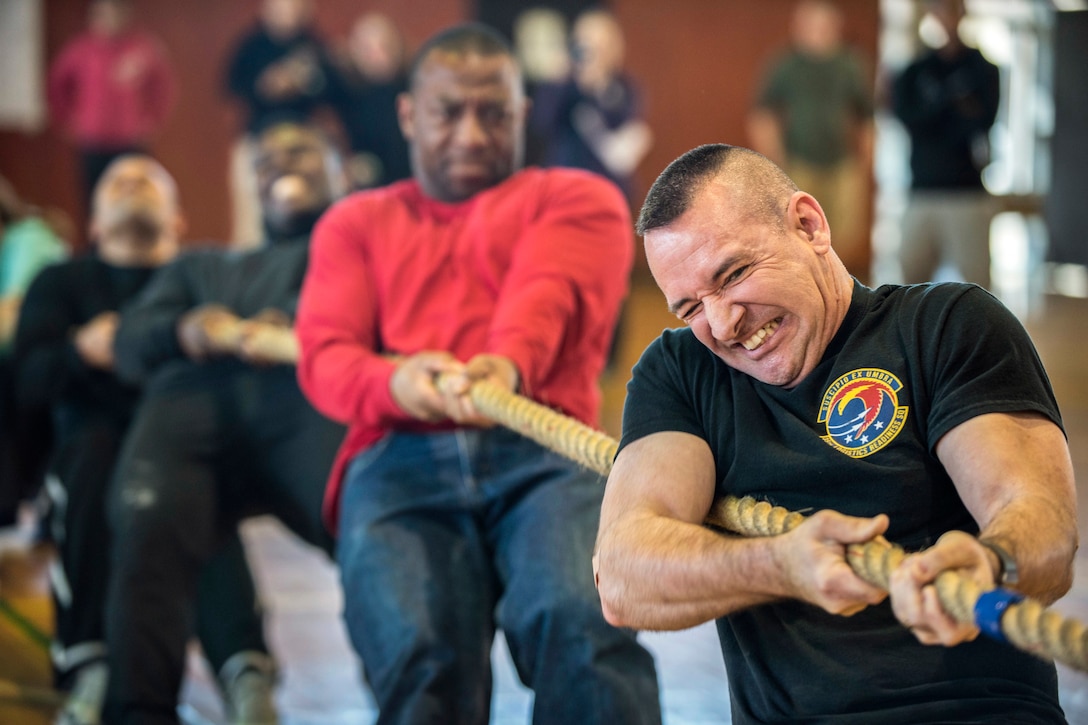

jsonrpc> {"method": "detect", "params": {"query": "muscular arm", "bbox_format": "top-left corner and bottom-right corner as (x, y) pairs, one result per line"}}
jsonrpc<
(888, 411), (1077, 645)
(947, 412), (1077, 601)
(595, 431), (889, 631)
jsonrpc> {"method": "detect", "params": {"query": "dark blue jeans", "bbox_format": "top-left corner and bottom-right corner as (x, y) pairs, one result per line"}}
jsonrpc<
(338, 427), (661, 725)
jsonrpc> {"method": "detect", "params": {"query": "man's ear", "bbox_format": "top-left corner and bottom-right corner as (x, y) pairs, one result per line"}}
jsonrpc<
(788, 191), (831, 253)
(396, 92), (415, 141)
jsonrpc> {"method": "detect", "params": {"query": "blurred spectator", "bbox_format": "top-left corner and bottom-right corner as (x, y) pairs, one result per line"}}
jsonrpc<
(514, 7), (571, 86)
(529, 8), (653, 201)
(12, 155), (273, 725)
(0, 177), (71, 351)
(224, 0), (340, 247)
(331, 12), (412, 190)
(0, 175), (70, 529)
(47, 0), (176, 209)
(748, 0), (874, 281)
(892, 0), (1000, 288)
(513, 7), (572, 166)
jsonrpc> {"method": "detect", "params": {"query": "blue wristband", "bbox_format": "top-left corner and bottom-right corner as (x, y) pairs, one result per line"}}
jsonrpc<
(974, 588), (1025, 642)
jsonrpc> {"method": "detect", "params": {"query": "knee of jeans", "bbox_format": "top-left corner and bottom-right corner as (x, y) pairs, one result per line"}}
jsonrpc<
(506, 590), (611, 649)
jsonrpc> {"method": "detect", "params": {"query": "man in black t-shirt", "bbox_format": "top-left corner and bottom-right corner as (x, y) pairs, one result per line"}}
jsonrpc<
(594, 143), (1077, 723)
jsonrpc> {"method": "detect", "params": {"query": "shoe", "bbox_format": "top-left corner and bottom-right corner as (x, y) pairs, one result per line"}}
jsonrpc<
(219, 652), (279, 725)
(54, 661), (108, 725)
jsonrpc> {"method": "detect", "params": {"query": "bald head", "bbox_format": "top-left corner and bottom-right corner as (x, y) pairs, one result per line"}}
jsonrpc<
(91, 155), (183, 266)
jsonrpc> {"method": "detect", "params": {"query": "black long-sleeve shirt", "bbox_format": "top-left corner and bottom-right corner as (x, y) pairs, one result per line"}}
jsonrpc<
(113, 238), (309, 393)
(892, 46), (1000, 190)
(225, 24), (340, 135)
(13, 255), (155, 432)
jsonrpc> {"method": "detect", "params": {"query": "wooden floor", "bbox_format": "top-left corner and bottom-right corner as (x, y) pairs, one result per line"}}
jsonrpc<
(176, 277), (1088, 725)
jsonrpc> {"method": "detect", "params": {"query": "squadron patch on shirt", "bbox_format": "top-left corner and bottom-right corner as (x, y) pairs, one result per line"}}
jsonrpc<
(817, 369), (909, 458)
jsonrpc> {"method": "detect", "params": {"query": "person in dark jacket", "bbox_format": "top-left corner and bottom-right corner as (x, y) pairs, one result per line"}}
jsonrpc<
(223, 0), (340, 246)
(13, 155), (273, 725)
(102, 122), (347, 725)
(892, 0), (1000, 288)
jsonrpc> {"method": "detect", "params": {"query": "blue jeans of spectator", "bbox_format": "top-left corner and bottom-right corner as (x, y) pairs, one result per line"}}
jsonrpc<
(338, 427), (661, 725)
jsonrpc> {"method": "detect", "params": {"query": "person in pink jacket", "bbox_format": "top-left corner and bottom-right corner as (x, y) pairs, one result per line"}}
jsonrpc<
(47, 0), (176, 207)
(295, 22), (661, 725)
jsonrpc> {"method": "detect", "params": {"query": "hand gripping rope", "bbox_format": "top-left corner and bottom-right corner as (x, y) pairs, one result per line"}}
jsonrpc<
(462, 377), (1088, 673)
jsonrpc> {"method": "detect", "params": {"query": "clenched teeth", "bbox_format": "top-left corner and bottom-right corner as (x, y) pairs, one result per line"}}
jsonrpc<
(741, 319), (780, 351)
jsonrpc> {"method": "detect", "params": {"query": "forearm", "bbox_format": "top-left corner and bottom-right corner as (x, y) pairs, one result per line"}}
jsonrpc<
(978, 495), (1077, 603)
(489, 275), (575, 395)
(595, 511), (784, 630)
(297, 332), (400, 426)
(941, 412), (1078, 603)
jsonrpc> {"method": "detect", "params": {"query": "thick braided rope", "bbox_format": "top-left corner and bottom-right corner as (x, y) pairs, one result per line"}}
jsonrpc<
(467, 379), (1088, 673)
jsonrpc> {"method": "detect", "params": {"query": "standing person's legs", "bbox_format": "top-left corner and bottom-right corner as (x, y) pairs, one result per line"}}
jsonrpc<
(788, 159), (869, 282)
(943, 190), (996, 290)
(827, 159), (869, 282)
(103, 391), (225, 725)
(899, 192), (941, 284)
(483, 430), (661, 725)
(337, 432), (498, 725)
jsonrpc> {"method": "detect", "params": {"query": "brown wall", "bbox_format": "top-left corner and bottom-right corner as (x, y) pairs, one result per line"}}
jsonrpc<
(0, 0), (878, 250)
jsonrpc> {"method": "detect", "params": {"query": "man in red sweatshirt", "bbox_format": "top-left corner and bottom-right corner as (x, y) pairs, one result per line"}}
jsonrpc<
(296, 22), (661, 725)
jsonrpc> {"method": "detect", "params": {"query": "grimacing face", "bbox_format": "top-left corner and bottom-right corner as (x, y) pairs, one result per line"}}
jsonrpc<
(254, 124), (338, 228)
(398, 49), (527, 203)
(92, 156), (178, 242)
(644, 181), (842, 389)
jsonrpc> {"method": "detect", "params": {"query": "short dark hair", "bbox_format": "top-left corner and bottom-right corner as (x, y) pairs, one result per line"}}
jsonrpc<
(408, 22), (514, 89)
(636, 144), (798, 235)
(636, 144), (731, 235)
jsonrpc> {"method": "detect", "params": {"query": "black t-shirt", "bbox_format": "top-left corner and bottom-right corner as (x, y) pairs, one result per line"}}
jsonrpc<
(620, 281), (1065, 724)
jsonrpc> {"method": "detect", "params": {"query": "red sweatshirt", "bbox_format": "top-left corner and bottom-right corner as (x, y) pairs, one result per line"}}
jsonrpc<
(296, 168), (633, 528)
(47, 29), (176, 147)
